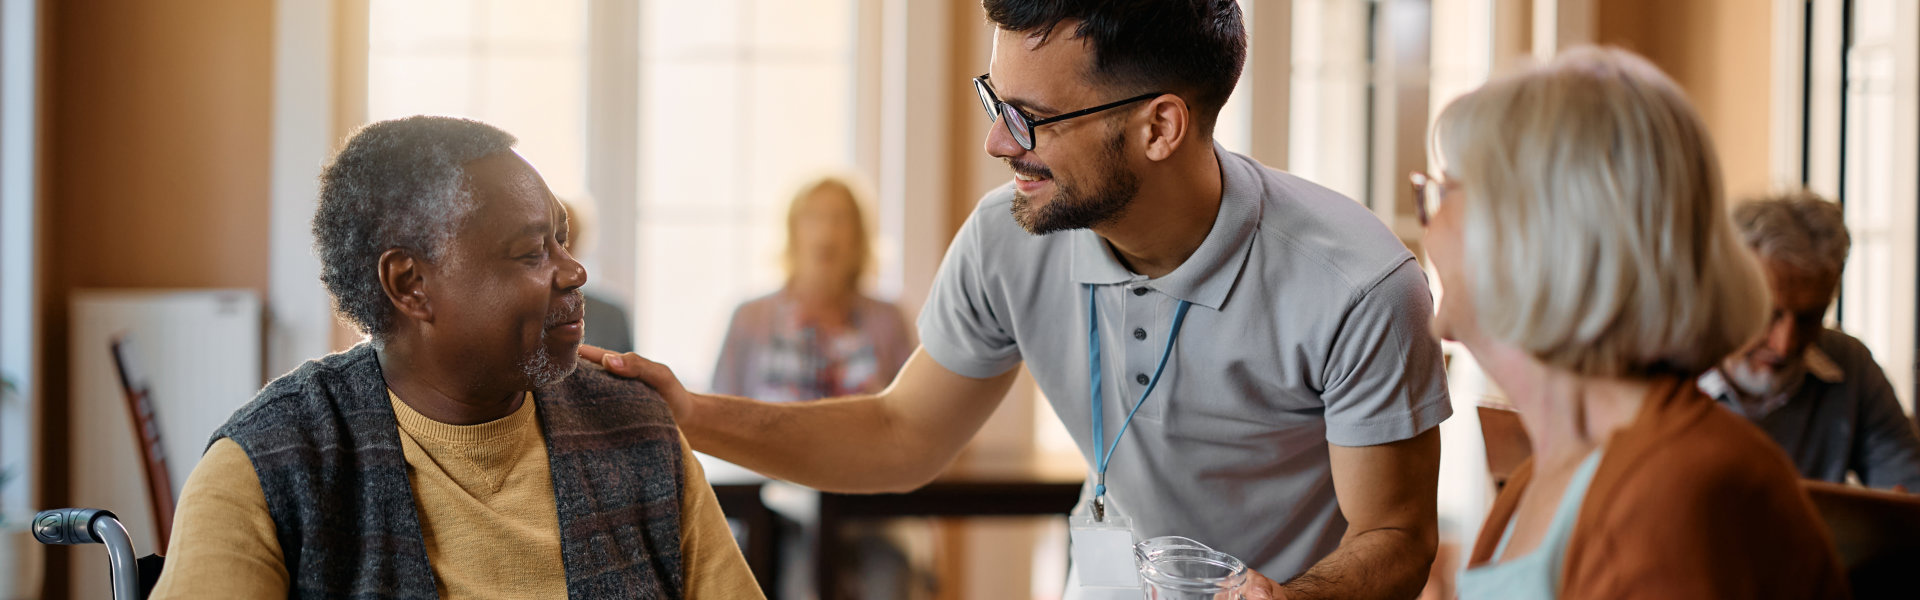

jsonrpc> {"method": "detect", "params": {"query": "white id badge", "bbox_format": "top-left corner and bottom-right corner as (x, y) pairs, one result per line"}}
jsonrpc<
(1068, 501), (1142, 599)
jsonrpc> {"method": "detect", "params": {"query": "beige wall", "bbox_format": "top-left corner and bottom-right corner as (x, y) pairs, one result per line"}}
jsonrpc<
(949, 5), (1002, 239)
(1596, 0), (1776, 200)
(36, 1), (275, 596)
(940, 9), (1065, 600)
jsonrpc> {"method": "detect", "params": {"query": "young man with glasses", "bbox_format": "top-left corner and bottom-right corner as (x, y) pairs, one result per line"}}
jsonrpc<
(590, 2), (1449, 598)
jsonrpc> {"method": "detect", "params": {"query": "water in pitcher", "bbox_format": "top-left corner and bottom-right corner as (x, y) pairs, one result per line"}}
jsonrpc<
(1135, 536), (1250, 600)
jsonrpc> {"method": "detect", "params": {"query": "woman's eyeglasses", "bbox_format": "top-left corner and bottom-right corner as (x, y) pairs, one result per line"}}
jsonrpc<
(973, 74), (1163, 151)
(1408, 171), (1450, 227)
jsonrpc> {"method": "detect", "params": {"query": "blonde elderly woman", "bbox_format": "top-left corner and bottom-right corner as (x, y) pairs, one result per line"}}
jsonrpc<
(711, 174), (913, 403)
(1418, 47), (1849, 598)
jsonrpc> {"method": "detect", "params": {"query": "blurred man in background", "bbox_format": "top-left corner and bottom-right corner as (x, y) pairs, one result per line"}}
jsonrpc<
(1701, 190), (1920, 490)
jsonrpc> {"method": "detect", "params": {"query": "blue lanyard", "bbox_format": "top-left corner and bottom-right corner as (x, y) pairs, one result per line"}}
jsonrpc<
(1086, 284), (1191, 505)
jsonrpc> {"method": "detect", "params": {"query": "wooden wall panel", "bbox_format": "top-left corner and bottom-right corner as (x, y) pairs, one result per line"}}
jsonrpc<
(38, 1), (274, 596)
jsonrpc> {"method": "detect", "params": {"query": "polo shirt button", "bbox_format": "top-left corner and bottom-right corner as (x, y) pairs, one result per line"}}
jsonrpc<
(1132, 287), (1149, 296)
(1135, 373), (1150, 385)
(1133, 327), (1147, 340)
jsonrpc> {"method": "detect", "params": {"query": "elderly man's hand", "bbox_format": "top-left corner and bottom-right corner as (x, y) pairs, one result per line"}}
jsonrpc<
(579, 345), (694, 421)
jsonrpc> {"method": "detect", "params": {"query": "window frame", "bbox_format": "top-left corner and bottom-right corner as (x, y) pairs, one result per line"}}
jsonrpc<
(0, 0), (41, 525)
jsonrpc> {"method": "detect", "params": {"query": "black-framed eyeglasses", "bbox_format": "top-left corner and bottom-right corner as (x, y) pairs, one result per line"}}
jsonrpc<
(1408, 171), (1450, 227)
(973, 73), (1163, 151)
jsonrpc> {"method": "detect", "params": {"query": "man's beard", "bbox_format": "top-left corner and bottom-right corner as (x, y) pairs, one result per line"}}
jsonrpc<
(1723, 355), (1808, 400)
(518, 291), (584, 387)
(1009, 130), (1139, 235)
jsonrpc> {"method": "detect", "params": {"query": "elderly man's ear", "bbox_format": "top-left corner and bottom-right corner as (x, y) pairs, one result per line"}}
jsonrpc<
(379, 248), (435, 324)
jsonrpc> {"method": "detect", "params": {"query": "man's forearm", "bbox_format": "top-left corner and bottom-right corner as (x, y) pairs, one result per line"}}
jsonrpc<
(680, 392), (951, 493)
(1280, 526), (1434, 600)
(596, 347), (1018, 494)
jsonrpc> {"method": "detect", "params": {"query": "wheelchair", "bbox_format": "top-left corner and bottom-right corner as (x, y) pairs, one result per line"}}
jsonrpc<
(31, 508), (164, 600)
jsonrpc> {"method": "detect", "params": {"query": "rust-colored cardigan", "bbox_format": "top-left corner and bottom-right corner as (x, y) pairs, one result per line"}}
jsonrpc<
(1468, 378), (1851, 599)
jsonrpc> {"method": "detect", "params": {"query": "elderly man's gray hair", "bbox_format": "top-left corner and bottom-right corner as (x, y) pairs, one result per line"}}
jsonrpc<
(314, 115), (518, 342)
(1731, 190), (1852, 278)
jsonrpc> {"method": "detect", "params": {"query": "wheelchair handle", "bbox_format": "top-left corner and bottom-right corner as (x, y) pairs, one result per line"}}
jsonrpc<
(33, 508), (143, 600)
(33, 507), (116, 545)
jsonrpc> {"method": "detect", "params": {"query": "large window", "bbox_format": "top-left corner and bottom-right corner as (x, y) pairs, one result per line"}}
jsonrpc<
(366, 0), (591, 201)
(1287, 0), (1430, 240)
(0, 0), (39, 526)
(1836, 0), (1920, 409)
(1792, 0), (1920, 409)
(1288, 0), (1375, 205)
(364, 0), (866, 391)
(634, 0), (861, 390)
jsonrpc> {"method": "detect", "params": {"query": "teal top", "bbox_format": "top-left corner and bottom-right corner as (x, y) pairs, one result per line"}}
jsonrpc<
(1457, 450), (1605, 599)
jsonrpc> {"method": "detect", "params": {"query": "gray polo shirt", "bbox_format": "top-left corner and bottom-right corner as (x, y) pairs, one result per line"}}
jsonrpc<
(919, 145), (1451, 580)
(1700, 328), (1920, 490)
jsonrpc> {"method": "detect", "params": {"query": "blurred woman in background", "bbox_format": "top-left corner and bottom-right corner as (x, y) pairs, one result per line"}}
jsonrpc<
(711, 173), (913, 402)
(1422, 47), (1848, 598)
(710, 174), (926, 598)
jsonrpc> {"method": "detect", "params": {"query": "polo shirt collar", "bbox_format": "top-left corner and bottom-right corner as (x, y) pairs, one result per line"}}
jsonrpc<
(1805, 346), (1845, 384)
(1069, 143), (1261, 311)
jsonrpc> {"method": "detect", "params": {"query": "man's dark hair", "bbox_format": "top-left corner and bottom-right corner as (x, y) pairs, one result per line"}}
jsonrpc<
(313, 115), (517, 343)
(983, 0), (1247, 131)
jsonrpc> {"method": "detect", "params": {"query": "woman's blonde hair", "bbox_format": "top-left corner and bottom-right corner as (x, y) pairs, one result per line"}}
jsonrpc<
(783, 173), (876, 292)
(1432, 46), (1768, 377)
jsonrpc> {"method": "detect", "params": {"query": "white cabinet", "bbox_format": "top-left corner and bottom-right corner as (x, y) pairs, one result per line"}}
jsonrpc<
(67, 289), (261, 598)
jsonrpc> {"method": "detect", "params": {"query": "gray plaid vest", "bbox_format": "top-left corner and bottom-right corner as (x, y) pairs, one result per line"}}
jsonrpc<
(212, 343), (686, 599)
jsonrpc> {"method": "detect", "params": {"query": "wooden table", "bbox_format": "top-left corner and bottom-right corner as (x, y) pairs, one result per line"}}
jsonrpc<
(703, 454), (1088, 600)
(1801, 479), (1920, 597)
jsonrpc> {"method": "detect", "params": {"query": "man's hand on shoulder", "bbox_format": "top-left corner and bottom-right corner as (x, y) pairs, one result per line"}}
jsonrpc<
(579, 345), (695, 421)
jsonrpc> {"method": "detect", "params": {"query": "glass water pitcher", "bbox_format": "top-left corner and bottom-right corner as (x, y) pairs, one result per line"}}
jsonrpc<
(1135, 536), (1250, 599)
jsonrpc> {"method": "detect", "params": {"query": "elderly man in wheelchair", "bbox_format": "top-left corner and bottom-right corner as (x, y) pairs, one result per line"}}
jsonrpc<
(44, 116), (760, 600)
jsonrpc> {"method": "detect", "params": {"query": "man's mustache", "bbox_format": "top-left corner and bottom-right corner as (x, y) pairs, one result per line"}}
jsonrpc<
(1007, 158), (1052, 179)
(545, 291), (585, 327)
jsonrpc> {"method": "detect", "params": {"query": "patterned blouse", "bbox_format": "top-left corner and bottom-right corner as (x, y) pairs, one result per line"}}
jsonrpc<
(710, 290), (914, 403)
